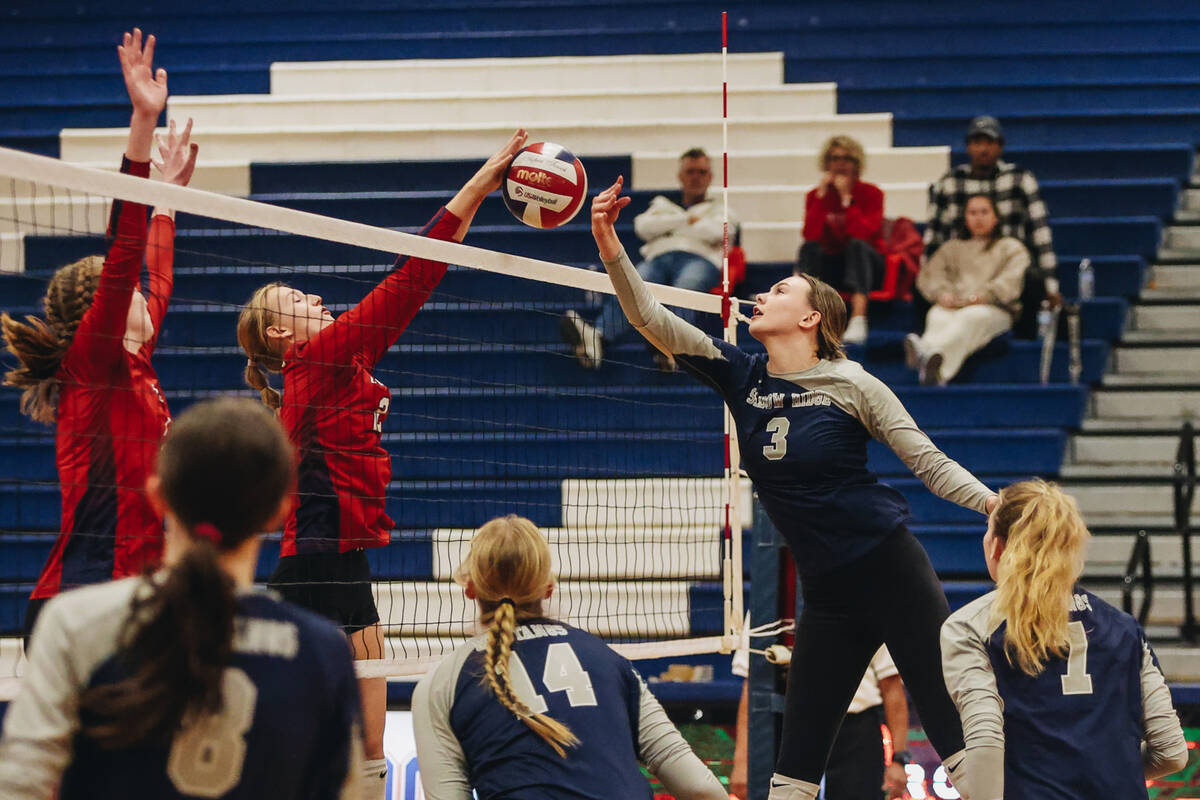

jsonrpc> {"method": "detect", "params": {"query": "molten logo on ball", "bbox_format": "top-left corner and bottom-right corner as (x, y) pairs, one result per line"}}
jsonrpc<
(502, 142), (588, 230)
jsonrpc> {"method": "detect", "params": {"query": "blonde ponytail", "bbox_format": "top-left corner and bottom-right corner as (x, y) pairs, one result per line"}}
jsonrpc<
(990, 479), (1090, 676)
(457, 515), (579, 757)
(481, 599), (580, 757)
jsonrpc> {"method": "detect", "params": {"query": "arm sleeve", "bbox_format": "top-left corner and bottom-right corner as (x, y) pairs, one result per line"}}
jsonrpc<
(855, 370), (993, 513)
(844, 184), (883, 243)
(635, 679), (727, 800)
(941, 609), (1005, 800)
(0, 598), (82, 799)
(1020, 171), (1057, 276)
(924, 178), (951, 259)
(633, 196), (688, 243)
(306, 207), (461, 369)
(411, 674), (473, 800)
(142, 212), (175, 354)
(66, 156), (151, 380)
(916, 242), (952, 302)
(600, 246), (750, 397)
(1139, 637), (1188, 779)
(984, 240), (1030, 307)
(801, 189), (827, 243)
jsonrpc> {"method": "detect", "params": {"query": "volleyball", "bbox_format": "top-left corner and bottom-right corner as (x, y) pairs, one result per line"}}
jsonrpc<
(501, 141), (588, 229)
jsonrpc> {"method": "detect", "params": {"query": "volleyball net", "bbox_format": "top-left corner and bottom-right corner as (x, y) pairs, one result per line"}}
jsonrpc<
(0, 145), (746, 686)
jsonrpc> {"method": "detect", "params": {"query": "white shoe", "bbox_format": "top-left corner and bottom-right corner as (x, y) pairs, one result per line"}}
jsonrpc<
(920, 352), (944, 386)
(904, 333), (923, 370)
(560, 310), (603, 370)
(843, 315), (868, 345)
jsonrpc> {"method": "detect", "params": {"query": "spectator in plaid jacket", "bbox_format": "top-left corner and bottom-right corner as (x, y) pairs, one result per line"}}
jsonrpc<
(924, 117), (1060, 335)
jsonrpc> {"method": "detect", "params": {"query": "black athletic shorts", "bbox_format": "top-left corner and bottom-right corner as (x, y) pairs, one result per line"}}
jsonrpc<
(268, 548), (380, 635)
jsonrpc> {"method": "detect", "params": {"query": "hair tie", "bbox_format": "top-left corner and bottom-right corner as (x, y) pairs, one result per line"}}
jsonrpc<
(192, 522), (223, 547)
(498, 597), (516, 608)
(246, 357), (256, 368)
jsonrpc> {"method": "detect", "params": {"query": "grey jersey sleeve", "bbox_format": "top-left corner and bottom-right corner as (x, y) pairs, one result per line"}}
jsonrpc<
(0, 580), (138, 799)
(941, 593), (1006, 800)
(1139, 639), (1188, 779)
(601, 246), (722, 361)
(635, 677), (727, 800)
(848, 364), (992, 513)
(411, 648), (475, 800)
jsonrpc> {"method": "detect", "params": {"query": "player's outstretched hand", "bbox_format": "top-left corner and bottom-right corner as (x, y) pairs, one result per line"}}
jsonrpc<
(118, 28), (167, 120)
(590, 176), (632, 262)
(152, 118), (198, 187)
(468, 128), (528, 196)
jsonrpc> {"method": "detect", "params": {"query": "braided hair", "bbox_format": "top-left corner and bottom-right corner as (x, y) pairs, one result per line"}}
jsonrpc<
(236, 282), (287, 410)
(455, 515), (579, 757)
(1, 256), (105, 424)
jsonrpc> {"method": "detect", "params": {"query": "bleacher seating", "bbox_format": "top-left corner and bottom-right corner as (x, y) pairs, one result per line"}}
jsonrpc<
(1, 1), (1199, 692)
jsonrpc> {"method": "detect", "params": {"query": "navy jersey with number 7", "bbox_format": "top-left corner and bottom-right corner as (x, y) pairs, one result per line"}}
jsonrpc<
(942, 588), (1187, 799)
(0, 577), (363, 800)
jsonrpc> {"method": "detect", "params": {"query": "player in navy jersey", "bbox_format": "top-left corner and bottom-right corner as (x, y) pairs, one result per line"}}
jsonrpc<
(412, 514), (727, 800)
(589, 177), (999, 800)
(941, 479), (1187, 799)
(0, 396), (363, 799)
(236, 128), (527, 797)
(1, 29), (198, 644)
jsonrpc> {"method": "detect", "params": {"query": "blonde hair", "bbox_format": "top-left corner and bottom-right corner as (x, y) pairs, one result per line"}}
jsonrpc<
(818, 135), (866, 175)
(794, 273), (847, 361)
(454, 515), (579, 757)
(990, 479), (1090, 677)
(236, 282), (287, 410)
(2, 256), (105, 424)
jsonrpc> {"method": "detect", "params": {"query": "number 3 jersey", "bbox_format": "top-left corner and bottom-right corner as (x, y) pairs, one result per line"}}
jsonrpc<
(0, 577), (363, 800)
(941, 588), (1187, 800)
(412, 619), (724, 800)
(596, 247), (991, 577)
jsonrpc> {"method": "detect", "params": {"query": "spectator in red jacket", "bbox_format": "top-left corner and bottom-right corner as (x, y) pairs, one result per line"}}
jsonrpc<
(796, 135), (885, 345)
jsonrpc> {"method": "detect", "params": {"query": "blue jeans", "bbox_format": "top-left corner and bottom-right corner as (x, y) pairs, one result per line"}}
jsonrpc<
(594, 250), (721, 342)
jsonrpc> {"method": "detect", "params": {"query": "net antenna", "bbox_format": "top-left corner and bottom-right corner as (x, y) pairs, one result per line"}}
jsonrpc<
(720, 10), (746, 654)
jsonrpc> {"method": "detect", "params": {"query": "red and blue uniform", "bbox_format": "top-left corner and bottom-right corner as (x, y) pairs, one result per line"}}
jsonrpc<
(280, 207), (461, 556)
(33, 157), (173, 601)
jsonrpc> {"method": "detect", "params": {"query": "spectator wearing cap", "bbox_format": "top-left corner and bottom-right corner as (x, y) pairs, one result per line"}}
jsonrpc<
(796, 135), (885, 345)
(924, 116), (1060, 335)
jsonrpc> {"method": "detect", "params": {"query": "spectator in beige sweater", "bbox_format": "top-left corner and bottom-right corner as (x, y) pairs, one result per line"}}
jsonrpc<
(906, 194), (1028, 386)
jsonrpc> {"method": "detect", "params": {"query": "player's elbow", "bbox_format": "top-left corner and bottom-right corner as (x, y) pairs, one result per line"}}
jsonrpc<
(1145, 739), (1189, 780)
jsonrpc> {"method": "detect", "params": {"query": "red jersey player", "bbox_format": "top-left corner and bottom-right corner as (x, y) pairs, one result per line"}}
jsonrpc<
(1, 29), (198, 646)
(236, 127), (527, 798)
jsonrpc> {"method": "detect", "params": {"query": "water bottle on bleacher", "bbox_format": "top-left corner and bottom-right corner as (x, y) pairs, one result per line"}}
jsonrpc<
(1077, 258), (1094, 300)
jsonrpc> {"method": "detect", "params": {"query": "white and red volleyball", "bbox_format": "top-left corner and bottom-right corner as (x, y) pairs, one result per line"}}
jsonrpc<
(501, 142), (588, 229)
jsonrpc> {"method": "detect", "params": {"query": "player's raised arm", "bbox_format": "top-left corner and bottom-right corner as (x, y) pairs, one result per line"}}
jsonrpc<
(142, 117), (198, 353)
(590, 176), (715, 361)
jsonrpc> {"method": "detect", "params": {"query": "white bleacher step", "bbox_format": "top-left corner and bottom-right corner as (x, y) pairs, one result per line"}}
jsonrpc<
(1164, 226), (1200, 251)
(1093, 587), (1200, 632)
(1147, 264), (1200, 289)
(1081, 418), (1195, 434)
(1106, 343), (1200, 377)
(1140, 287), (1200, 301)
(1184, 187), (1200, 211)
(1061, 464), (1178, 479)
(372, 579), (697, 638)
(1062, 483), (1197, 519)
(429, 525), (723, 581)
(1156, 249), (1200, 264)
(59, 114), (894, 164)
(1155, 647), (1200, 683)
(633, 146), (949, 189)
(168, 84), (837, 129)
(1120, 329), (1200, 345)
(1101, 373), (1200, 387)
(269, 52), (785, 96)
(561, 476), (753, 530)
(1090, 387), (1200, 419)
(1130, 305), (1200, 331)
(5, 162), (251, 198)
(0, 233), (26, 274)
(728, 183), (927, 224)
(1084, 533), (1200, 579)
(1069, 434), (1179, 466)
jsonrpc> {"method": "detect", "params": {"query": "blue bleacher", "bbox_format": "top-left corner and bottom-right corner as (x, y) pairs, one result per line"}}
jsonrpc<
(1, 2), (1197, 698)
